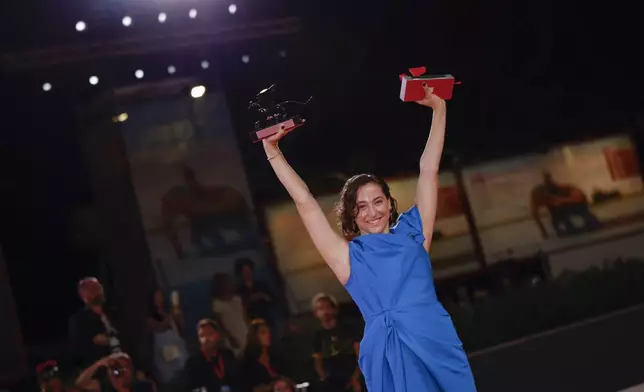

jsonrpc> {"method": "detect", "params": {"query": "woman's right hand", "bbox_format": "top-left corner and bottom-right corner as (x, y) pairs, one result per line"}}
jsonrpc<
(262, 128), (287, 157)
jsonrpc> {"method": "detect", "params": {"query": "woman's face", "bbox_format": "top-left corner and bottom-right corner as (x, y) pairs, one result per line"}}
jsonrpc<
(242, 265), (254, 282)
(154, 290), (164, 308)
(257, 324), (272, 347)
(354, 182), (391, 235)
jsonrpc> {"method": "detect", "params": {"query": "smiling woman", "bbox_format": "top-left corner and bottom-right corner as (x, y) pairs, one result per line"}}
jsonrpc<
(261, 85), (477, 392)
(335, 174), (399, 238)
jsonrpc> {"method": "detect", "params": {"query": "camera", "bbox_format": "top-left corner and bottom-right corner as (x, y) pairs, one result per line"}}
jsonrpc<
(248, 84), (311, 143)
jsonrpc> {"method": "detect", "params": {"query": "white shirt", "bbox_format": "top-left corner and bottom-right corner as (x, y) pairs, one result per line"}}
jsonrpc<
(212, 296), (248, 357)
(100, 314), (121, 353)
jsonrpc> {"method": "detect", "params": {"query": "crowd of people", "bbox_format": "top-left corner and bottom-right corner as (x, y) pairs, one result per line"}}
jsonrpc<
(35, 259), (365, 392)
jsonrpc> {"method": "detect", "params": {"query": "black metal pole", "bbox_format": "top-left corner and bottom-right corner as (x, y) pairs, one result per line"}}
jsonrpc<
(452, 156), (487, 270)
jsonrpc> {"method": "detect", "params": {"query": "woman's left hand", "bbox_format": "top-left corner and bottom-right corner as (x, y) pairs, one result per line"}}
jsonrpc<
(415, 83), (445, 110)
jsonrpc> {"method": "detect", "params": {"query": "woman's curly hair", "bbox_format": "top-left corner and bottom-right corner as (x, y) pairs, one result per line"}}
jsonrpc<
(335, 173), (399, 238)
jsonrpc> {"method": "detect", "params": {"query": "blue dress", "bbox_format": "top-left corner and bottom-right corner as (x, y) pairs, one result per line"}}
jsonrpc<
(346, 206), (477, 392)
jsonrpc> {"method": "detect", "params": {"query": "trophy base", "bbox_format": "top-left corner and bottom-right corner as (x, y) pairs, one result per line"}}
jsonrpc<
(250, 116), (304, 143)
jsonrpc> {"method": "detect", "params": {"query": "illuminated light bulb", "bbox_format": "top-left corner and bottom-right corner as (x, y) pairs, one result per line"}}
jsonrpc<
(122, 16), (132, 27)
(112, 113), (129, 123)
(189, 9), (198, 19)
(42, 83), (52, 92)
(158, 12), (167, 23)
(75, 21), (86, 32)
(191, 85), (206, 99)
(228, 4), (237, 15)
(135, 69), (144, 79)
(89, 76), (99, 85)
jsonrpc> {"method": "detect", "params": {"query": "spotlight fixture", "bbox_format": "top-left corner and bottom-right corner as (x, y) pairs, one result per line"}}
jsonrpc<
(168, 65), (176, 75)
(135, 69), (144, 79)
(112, 113), (129, 123)
(201, 60), (210, 70)
(122, 16), (132, 27)
(191, 85), (206, 99)
(189, 9), (198, 19)
(75, 21), (86, 32)
(158, 12), (167, 23)
(228, 4), (237, 15)
(89, 76), (99, 85)
(42, 83), (52, 92)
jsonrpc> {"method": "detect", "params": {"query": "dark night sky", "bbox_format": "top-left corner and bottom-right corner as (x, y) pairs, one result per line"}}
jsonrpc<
(1, 0), (643, 347)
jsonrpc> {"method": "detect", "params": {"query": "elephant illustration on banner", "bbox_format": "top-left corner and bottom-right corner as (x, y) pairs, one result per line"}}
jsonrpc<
(161, 165), (256, 259)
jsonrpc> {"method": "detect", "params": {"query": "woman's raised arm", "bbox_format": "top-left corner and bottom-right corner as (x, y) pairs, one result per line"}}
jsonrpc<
(415, 84), (447, 252)
(263, 130), (351, 284)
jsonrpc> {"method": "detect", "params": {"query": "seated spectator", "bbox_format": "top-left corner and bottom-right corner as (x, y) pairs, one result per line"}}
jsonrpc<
(36, 360), (78, 392)
(68, 278), (122, 368)
(211, 273), (249, 357)
(241, 319), (286, 391)
(183, 319), (239, 392)
(311, 293), (363, 392)
(235, 259), (278, 333)
(147, 289), (188, 386)
(75, 352), (155, 392)
(148, 289), (184, 335)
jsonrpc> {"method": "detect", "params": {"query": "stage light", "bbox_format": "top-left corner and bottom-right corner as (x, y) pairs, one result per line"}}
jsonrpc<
(228, 4), (237, 14)
(135, 69), (144, 79)
(112, 113), (129, 123)
(168, 65), (176, 74)
(75, 21), (86, 32)
(158, 12), (167, 23)
(42, 83), (52, 92)
(191, 85), (206, 98)
(89, 76), (99, 85)
(201, 60), (210, 69)
(122, 16), (132, 27)
(242, 55), (250, 64)
(279, 50), (287, 58)
(189, 8), (198, 19)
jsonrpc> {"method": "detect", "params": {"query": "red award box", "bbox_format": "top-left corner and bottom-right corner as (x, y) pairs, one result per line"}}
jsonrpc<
(399, 66), (459, 102)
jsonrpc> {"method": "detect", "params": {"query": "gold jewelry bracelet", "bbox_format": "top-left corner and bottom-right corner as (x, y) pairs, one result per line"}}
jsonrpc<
(267, 152), (282, 161)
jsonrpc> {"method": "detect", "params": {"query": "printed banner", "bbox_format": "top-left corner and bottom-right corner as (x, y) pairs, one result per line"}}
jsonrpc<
(116, 88), (270, 335)
(463, 135), (644, 261)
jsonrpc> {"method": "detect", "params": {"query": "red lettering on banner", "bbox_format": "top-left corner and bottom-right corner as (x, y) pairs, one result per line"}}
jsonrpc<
(603, 147), (640, 180)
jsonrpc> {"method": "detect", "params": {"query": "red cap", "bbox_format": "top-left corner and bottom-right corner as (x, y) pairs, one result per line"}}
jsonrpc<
(36, 360), (58, 375)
